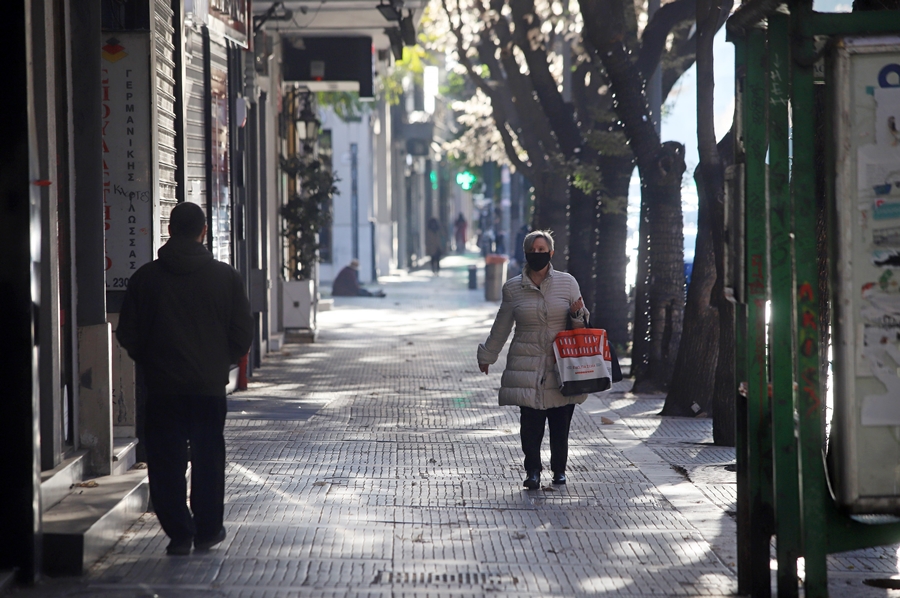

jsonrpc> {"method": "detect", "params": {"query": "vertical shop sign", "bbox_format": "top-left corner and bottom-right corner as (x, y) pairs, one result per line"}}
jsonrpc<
(101, 33), (152, 289)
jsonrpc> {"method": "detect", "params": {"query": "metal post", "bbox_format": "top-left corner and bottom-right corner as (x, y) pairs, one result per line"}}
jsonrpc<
(767, 13), (802, 597)
(790, 3), (828, 594)
(738, 27), (775, 598)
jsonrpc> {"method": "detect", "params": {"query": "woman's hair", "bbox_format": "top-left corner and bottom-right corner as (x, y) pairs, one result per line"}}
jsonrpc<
(523, 230), (555, 253)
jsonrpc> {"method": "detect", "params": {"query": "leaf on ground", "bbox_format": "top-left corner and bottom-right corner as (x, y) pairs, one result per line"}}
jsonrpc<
(600, 416), (615, 425)
(73, 481), (99, 488)
(313, 481), (327, 487)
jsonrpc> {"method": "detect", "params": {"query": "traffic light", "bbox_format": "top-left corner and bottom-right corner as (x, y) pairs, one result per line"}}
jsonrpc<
(456, 170), (476, 191)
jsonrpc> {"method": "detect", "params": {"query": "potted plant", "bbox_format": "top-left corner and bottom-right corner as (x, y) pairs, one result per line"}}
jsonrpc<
(279, 153), (338, 333)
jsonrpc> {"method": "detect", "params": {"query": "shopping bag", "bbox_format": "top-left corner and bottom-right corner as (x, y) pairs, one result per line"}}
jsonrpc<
(553, 328), (612, 396)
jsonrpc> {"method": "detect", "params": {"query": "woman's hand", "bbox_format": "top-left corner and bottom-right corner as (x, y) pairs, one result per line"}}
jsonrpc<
(479, 363), (490, 375)
(569, 296), (584, 316)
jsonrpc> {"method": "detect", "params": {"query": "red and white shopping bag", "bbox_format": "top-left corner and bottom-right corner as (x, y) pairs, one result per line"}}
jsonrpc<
(552, 328), (613, 396)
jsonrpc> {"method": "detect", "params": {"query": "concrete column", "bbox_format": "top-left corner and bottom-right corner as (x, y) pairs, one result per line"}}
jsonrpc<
(373, 97), (392, 277)
(72, 0), (112, 474)
(0, 0), (42, 581)
(107, 314), (136, 437)
(78, 324), (114, 475)
(35, 0), (63, 471)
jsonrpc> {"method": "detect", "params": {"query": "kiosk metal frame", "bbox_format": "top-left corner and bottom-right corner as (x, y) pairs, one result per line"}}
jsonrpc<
(730, 3), (900, 596)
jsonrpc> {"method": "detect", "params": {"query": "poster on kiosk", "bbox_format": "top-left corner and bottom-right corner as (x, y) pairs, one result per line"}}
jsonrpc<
(832, 36), (900, 514)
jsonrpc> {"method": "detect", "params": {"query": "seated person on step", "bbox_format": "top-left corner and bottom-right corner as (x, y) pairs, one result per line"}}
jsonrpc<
(332, 259), (385, 297)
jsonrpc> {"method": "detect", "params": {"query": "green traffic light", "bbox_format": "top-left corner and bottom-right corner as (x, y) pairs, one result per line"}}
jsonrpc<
(456, 170), (476, 191)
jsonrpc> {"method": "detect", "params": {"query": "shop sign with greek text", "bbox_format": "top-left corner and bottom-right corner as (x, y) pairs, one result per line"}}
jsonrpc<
(101, 33), (153, 290)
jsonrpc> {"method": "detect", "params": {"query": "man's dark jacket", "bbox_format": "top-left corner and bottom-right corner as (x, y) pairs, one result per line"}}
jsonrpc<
(332, 266), (360, 296)
(116, 236), (254, 396)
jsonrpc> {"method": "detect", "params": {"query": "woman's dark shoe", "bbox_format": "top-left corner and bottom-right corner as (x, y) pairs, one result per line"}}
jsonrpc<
(523, 470), (540, 489)
(552, 472), (567, 485)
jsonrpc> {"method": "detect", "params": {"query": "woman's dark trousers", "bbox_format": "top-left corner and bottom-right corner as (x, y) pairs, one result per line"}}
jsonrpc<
(519, 404), (576, 473)
(145, 393), (227, 544)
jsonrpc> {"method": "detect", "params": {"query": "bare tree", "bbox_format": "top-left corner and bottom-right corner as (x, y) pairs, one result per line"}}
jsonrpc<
(436, 0), (699, 357)
(579, 0), (694, 392)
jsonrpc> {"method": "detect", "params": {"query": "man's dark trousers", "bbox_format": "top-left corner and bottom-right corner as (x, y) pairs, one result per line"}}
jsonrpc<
(145, 393), (227, 544)
(520, 404), (576, 473)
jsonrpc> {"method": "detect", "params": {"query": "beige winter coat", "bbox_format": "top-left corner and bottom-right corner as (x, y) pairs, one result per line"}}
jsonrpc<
(477, 266), (590, 409)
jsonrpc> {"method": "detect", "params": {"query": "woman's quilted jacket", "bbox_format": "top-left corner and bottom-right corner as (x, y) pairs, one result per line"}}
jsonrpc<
(477, 266), (589, 409)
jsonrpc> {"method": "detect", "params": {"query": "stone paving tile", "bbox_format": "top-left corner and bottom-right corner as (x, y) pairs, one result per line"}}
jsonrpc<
(15, 264), (750, 597)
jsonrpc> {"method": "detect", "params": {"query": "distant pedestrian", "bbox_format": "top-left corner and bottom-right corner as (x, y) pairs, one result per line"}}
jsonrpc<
(116, 202), (253, 556)
(332, 259), (385, 297)
(426, 217), (444, 274)
(454, 213), (467, 253)
(477, 230), (588, 489)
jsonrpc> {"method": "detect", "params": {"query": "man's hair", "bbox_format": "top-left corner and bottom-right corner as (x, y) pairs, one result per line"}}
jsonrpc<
(169, 202), (207, 239)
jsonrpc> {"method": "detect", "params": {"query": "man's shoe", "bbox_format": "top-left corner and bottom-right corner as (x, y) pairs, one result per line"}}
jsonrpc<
(166, 538), (192, 556)
(194, 527), (227, 551)
(523, 470), (540, 490)
(552, 472), (567, 485)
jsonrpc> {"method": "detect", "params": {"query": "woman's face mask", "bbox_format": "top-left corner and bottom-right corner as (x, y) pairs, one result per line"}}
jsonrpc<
(525, 251), (552, 271)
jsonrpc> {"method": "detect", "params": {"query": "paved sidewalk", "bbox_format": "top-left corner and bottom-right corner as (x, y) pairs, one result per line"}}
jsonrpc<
(13, 257), (900, 597)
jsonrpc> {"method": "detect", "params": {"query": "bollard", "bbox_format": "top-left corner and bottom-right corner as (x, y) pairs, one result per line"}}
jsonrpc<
(484, 254), (509, 301)
(238, 353), (249, 390)
(468, 265), (477, 289)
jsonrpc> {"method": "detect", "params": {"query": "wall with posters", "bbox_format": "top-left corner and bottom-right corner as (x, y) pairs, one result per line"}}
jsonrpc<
(833, 36), (900, 513)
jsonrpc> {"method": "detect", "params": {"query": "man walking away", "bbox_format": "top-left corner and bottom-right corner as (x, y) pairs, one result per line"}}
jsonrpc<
(116, 202), (253, 556)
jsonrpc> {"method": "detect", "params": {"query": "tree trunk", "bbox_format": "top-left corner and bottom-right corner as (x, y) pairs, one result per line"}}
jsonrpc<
(709, 131), (736, 444)
(593, 156), (633, 348)
(631, 149), (688, 393)
(568, 184), (597, 300)
(662, 0), (722, 414)
(634, 142), (687, 392)
(532, 171), (570, 271)
(662, 162), (719, 415)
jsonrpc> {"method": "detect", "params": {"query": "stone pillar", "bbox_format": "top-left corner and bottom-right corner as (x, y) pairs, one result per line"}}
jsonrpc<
(72, 0), (112, 476)
(77, 324), (113, 475)
(107, 313), (136, 438)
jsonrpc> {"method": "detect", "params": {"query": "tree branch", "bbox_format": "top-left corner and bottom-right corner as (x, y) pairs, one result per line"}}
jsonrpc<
(486, 7), (561, 160)
(509, 0), (582, 158)
(580, 0), (660, 174)
(441, 0), (532, 177)
(634, 0), (697, 79)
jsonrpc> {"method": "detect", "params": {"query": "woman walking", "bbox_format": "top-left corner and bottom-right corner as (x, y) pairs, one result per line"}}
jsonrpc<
(477, 230), (588, 489)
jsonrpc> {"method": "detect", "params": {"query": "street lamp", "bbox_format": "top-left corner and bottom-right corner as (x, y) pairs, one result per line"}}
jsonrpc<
(376, 0), (401, 21)
(294, 89), (319, 143)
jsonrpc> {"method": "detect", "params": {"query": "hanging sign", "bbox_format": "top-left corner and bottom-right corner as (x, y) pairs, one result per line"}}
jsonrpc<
(101, 33), (153, 290)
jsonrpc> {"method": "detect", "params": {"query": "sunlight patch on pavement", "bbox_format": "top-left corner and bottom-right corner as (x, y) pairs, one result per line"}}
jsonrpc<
(578, 575), (632, 592)
(229, 462), (310, 506)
